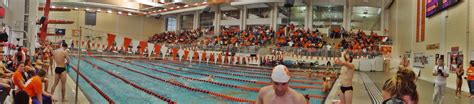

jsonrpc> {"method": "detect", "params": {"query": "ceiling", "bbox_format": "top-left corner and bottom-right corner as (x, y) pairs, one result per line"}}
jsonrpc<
(44, 0), (385, 17)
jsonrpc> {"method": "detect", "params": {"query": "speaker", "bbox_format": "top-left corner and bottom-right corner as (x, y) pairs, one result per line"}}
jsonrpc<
(37, 16), (46, 25)
(155, 14), (162, 19)
(85, 11), (97, 26)
(284, 0), (294, 7)
(201, 7), (211, 13)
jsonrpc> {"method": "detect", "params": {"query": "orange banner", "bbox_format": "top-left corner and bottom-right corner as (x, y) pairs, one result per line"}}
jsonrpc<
(123, 38), (132, 51)
(107, 33), (116, 48)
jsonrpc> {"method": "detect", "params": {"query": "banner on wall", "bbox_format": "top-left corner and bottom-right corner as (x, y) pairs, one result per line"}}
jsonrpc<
(448, 51), (463, 73)
(413, 53), (428, 68)
(139, 41), (147, 54)
(132, 39), (139, 53)
(123, 37), (132, 51)
(115, 35), (124, 51)
(107, 33), (116, 48)
(147, 43), (154, 55)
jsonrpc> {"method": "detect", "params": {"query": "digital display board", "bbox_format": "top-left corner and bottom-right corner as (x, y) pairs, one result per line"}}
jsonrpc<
(426, 0), (460, 17)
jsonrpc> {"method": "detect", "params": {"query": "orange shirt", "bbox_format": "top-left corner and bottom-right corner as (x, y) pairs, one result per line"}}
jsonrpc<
(12, 70), (25, 90)
(467, 67), (474, 80)
(24, 76), (43, 97)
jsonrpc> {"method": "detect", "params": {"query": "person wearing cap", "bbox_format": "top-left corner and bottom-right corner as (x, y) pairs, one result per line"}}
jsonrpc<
(257, 65), (306, 104)
(335, 51), (355, 104)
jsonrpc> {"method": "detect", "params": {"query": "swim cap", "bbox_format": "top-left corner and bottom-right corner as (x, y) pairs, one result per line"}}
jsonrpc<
(271, 65), (290, 83)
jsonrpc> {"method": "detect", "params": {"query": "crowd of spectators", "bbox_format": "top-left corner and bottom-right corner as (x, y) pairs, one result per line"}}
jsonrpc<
(198, 26), (275, 47)
(148, 30), (203, 44)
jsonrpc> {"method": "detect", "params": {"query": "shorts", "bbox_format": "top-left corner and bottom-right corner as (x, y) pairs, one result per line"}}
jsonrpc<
(31, 94), (52, 104)
(55, 67), (66, 74)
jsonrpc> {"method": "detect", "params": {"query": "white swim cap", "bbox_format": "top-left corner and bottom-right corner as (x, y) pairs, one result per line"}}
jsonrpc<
(271, 65), (290, 83)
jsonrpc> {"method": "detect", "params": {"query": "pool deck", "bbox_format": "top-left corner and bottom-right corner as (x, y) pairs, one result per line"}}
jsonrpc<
(46, 69), (90, 104)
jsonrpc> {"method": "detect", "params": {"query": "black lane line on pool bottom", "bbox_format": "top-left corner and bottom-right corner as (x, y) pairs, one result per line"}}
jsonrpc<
(105, 58), (261, 92)
(134, 60), (324, 90)
(88, 57), (256, 103)
(110, 58), (328, 100)
(79, 58), (176, 104)
(69, 65), (115, 103)
(154, 60), (323, 85)
(166, 60), (325, 81)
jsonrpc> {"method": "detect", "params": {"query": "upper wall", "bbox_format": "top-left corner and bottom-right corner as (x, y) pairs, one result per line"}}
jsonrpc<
(46, 10), (165, 42)
(389, 0), (474, 92)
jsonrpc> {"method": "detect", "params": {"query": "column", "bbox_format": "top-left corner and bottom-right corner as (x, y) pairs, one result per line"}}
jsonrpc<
(193, 11), (200, 29)
(344, 1), (351, 30)
(27, 0), (39, 54)
(271, 3), (278, 31)
(381, 0), (385, 35)
(176, 14), (182, 32)
(305, 0), (313, 31)
(240, 5), (247, 31)
(214, 5), (221, 35)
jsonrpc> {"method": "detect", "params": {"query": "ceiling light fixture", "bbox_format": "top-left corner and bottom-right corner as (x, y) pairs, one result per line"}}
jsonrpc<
(202, 2), (207, 4)
(176, 6), (180, 9)
(97, 9), (102, 12)
(128, 13), (132, 16)
(63, 7), (67, 9)
(86, 8), (90, 11)
(107, 10), (112, 13)
(118, 11), (123, 14)
(51, 6), (56, 8)
(193, 3), (199, 6)
(184, 5), (189, 7)
(74, 7), (79, 10)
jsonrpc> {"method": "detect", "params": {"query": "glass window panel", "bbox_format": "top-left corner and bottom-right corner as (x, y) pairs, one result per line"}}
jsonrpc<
(351, 6), (381, 31)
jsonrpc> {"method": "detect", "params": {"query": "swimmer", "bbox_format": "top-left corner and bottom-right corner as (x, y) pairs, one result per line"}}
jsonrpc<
(207, 75), (214, 82)
(50, 43), (70, 102)
(322, 77), (331, 92)
(257, 65), (306, 104)
(168, 79), (184, 85)
(335, 51), (355, 104)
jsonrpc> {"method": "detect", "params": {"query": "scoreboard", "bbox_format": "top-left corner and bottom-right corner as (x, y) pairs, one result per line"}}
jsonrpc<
(426, 0), (460, 17)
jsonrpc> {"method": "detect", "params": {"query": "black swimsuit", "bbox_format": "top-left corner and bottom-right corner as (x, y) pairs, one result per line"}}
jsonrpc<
(458, 71), (464, 79)
(340, 86), (353, 93)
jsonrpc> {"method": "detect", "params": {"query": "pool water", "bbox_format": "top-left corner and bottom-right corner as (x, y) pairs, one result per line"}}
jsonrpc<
(68, 56), (327, 104)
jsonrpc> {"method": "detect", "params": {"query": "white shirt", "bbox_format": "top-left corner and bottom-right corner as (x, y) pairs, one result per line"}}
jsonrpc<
(432, 65), (449, 84)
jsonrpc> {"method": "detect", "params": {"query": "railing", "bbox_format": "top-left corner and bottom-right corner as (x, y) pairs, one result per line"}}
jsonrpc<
(274, 46), (382, 58)
(163, 44), (261, 54)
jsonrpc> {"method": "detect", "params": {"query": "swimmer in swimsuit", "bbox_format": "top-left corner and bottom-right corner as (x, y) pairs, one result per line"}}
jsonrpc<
(335, 51), (355, 104)
(50, 42), (70, 102)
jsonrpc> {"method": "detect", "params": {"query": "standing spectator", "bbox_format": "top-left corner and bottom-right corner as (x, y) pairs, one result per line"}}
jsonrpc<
(455, 62), (464, 98)
(432, 58), (449, 104)
(466, 61), (474, 98)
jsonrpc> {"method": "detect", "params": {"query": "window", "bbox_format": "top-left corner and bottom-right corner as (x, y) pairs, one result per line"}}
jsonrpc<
(350, 6), (381, 31)
(312, 5), (344, 29)
(180, 14), (194, 30)
(166, 17), (177, 31)
(278, 3), (306, 28)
